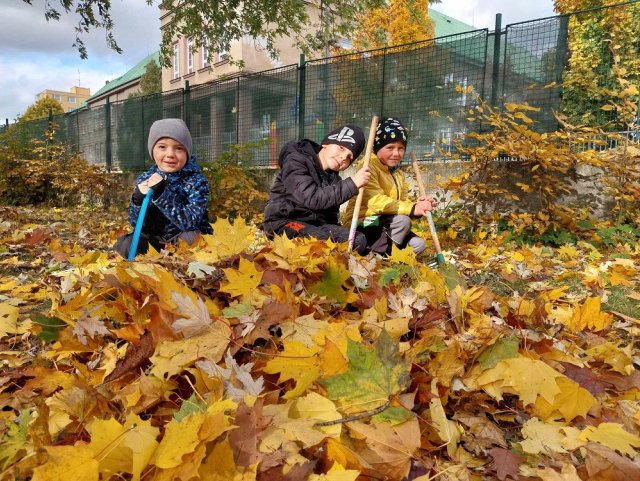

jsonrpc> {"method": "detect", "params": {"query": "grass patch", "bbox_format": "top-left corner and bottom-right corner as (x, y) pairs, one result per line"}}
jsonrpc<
(603, 286), (640, 319)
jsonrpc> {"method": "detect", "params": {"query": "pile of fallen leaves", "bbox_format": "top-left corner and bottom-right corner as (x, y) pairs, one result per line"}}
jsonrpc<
(1, 205), (639, 481)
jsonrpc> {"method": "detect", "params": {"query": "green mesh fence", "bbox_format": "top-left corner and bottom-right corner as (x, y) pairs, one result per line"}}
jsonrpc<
(5, 2), (638, 170)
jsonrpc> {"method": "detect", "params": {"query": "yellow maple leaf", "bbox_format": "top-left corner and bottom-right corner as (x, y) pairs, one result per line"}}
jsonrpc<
(87, 414), (159, 481)
(569, 296), (613, 332)
(388, 244), (417, 265)
(586, 342), (634, 375)
(291, 392), (342, 438)
(520, 417), (567, 455)
(429, 383), (462, 457)
(473, 356), (562, 406)
(220, 257), (262, 299)
(32, 445), (98, 481)
(199, 438), (257, 481)
(0, 302), (30, 338)
(150, 328), (229, 379)
(263, 340), (320, 399)
(196, 217), (255, 264)
(308, 463), (360, 481)
(557, 245), (580, 259)
(534, 376), (597, 422)
(579, 423), (640, 457)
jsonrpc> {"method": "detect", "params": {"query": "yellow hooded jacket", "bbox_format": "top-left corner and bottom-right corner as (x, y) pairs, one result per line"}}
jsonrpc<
(343, 153), (414, 224)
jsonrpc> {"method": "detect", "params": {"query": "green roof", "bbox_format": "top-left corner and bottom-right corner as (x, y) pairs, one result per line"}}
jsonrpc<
(430, 9), (476, 37)
(88, 51), (160, 101)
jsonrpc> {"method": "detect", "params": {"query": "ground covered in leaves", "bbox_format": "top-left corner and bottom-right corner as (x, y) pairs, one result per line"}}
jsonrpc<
(1, 205), (640, 481)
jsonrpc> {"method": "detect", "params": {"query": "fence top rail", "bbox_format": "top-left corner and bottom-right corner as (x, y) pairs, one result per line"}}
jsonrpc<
(306, 28), (489, 65)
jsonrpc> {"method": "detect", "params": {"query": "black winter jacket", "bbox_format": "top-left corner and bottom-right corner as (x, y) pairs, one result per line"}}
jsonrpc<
(262, 139), (358, 232)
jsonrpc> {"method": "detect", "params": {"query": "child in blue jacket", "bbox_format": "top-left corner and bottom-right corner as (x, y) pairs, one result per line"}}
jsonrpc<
(114, 118), (213, 258)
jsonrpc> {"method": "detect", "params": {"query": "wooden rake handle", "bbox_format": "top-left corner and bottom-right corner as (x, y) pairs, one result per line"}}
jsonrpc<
(411, 152), (445, 265)
(348, 115), (379, 251)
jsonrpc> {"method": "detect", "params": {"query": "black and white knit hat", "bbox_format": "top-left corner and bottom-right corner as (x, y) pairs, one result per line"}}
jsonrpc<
(148, 118), (193, 159)
(321, 125), (366, 160)
(373, 117), (408, 154)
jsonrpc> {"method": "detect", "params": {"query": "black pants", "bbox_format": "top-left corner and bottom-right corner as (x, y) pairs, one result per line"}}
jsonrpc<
(114, 230), (201, 258)
(270, 220), (368, 255)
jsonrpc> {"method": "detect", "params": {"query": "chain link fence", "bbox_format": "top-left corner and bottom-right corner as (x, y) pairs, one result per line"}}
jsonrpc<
(4, 2), (638, 170)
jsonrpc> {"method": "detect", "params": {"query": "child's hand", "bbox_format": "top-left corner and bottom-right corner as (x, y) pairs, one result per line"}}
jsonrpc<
(352, 167), (371, 188)
(138, 173), (165, 194)
(414, 196), (434, 216)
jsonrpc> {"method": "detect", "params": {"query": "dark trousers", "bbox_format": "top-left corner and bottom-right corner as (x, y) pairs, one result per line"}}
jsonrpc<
(114, 230), (201, 258)
(360, 214), (426, 256)
(271, 221), (368, 255)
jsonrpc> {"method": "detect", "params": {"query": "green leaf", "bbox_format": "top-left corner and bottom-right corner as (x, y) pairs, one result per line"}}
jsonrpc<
(310, 263), (351, 302)
(477, 336), (520, 370)
(33, 315), (66, 342)
(173, 394), (207, 422)
(372, 406), (414, 424)
(321, 330), (409, 410)
(222, 303), (254, 319)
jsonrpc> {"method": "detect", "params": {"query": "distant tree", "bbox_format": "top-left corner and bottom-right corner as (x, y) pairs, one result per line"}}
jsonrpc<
(20, 98), (65, 122)
(348, 0), (435, 52)
(129, 60), (162, 99)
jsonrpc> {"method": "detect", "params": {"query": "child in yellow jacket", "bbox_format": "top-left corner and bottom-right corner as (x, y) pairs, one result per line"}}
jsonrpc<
(344, 117), (433, 256)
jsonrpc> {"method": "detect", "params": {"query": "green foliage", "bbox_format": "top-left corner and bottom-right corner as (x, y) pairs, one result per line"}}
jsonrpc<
(0, 122), (121, 207)
(26, 0), (387, 64)
(596, 224), (640, 247)
(20, 97), (64, 122)
(130, 60), (162, 99)
(602, 285), (640, 320)
(199, 140), (269, 223)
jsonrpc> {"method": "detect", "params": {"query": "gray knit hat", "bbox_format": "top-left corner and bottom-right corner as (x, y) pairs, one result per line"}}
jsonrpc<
(147, 118), (193, 159)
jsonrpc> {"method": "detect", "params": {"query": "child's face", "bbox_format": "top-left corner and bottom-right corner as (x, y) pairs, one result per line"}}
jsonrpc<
(376, 141), (406, 168)
(319, 143), (354, 171)
(152, 137), (188, 173)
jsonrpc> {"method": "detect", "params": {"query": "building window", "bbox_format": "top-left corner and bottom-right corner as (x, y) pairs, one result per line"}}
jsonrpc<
(202, 36), (210, 67)
(53, 94), (61, 101)
(218, 47), (228, 62)
(172, 43), (180, 79)
(68, 96), (76, 103)
(187, 37), (194, 73)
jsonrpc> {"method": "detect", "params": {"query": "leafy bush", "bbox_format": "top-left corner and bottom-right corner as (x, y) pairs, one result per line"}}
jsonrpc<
(199, 140), (269, 223)
(0, 122), (121, 207)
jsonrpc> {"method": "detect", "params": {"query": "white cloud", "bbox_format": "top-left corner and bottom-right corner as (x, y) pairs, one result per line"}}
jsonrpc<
(432, 0), (557, 30)
(1, 1), (160, 121)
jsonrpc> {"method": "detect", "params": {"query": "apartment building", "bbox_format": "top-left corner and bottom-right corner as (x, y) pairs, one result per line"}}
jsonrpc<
(160, 5), (323, 92)
(35, 86), (91, 112)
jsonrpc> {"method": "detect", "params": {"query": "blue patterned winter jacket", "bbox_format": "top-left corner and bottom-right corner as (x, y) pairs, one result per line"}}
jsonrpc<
(129, 157), (213, 241)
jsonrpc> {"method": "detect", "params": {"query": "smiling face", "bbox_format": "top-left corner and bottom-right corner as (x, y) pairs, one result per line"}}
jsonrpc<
(376, 141), (406, 168)
(152, 137), (188, 173)
(318, 143), (354, 171)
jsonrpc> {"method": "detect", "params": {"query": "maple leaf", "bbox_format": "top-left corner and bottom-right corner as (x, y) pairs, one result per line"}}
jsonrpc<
(72, 315), (110, 345)
(429, 388), (462, 457)
(309, 261), (356, 304)
(170, 291), (212, 337)
(534, 376), (597, 422)
(263, 340), (320, 399)
(87, 414), (159, 481)
(477, 336), (519, 370)
(220, 257), (262, 299)
(195, 216), (255, 264)
(579, 422), (640, 457)
(488, 447), (523, 481)
(520, 417), (568, 455)
(150, 328), (229, 379)
(347, 418), (420, 481)
(31, 445), (99, 481)
(471, 356), (562, 406)
(0, 302), (29, 338)
(0, 410), (31, 470)
(197, 351), (264, 401)
(321, 330), (410, 413)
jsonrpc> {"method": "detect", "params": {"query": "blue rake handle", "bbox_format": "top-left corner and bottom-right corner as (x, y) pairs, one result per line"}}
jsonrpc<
(127, 188), (153, 261)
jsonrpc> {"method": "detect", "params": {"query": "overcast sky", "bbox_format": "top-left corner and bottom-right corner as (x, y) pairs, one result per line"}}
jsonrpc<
(0, 0), (556, 123)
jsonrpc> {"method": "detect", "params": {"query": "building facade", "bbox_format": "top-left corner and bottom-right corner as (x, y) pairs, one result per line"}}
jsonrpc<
(35, 86), (91, 112)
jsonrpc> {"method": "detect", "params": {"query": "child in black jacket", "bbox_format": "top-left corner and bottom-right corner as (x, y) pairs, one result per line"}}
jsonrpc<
(262, 125), (371, 253)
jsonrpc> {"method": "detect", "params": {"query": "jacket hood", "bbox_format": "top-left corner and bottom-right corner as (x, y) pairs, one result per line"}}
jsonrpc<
(278, 139), (321, 168)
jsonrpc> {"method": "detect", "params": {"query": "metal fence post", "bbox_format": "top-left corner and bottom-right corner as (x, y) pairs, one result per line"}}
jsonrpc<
(381, 47), (387, 116)
(490, 13), (502, 109)
(106, 97), (112, 172)
(184, 80), (191, 130)
(298, 54), (306, 139)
